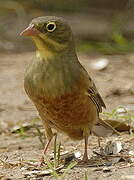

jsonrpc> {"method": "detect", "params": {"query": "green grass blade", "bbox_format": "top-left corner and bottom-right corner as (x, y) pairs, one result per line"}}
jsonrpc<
(54, 134), (57, 168)
(61, 161), (77, 179)
(44, 155), (59, 179)
(57, 142), (61, 166)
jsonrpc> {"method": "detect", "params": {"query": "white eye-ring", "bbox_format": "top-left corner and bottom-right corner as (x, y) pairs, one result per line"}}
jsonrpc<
(46, 22), (56, 32)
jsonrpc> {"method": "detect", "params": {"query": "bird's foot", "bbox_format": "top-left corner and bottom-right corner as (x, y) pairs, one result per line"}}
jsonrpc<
(76, 156), (90, 166)
(76, 159), (90, 167)
(76, 154), (99, 167)
(37, 155), (46, 167)
(36, 153), (47, 166)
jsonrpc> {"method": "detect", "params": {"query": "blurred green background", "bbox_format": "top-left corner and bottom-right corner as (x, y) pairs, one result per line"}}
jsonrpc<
(0, 0), (134, 54)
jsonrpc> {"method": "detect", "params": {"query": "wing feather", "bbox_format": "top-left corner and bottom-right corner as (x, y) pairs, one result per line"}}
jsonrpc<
(87, 79), (106, 113)
(78, 62), (106, 113)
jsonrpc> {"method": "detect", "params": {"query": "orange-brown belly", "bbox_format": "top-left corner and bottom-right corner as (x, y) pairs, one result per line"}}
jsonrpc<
(35, 92), (98, 140)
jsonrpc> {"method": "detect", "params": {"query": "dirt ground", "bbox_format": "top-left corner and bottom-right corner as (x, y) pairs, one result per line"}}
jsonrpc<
(0, 52), (134, 179)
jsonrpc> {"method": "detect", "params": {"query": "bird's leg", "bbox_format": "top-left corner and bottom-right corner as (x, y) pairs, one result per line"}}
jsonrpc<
(82, 135), (89, 162)
(39, 124), (56, 165)
(42, 124), (55, 154)
(43, 136), (53, 154)
(43, 132), (57, 154)
(40, 133), (57, 165)
(77, 135), (89, 165)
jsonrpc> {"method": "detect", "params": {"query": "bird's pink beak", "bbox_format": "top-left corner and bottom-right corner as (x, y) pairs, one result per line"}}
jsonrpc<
(20, 24), (40, 36)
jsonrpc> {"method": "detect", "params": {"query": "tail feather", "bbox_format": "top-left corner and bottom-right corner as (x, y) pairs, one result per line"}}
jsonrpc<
(92, 118), (120, 137)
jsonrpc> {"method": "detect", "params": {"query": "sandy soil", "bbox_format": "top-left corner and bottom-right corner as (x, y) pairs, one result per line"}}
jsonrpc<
(0, 52), (134, 179)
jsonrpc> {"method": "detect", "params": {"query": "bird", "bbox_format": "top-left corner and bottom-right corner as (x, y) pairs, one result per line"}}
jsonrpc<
(20, 16), (117, 163)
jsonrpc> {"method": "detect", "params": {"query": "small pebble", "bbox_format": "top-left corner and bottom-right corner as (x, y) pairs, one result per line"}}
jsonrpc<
(128, 151), (134, 163)
(103, 167), (112, 173)
(90, 58), (109, 71)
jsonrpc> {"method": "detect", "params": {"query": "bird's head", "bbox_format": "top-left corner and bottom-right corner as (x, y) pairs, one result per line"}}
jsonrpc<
(20, 16), (74, 56)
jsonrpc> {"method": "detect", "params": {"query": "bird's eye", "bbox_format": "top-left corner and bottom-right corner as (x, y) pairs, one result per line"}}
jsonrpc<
(46, 22), (56, 32)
